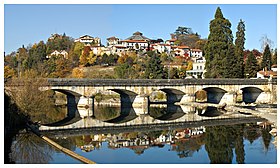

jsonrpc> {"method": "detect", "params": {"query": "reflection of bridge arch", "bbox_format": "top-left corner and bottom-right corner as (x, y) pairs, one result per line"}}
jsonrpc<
(149, 105), (185, 121)
(241, 87), (263, 104)
(43, 88), (82, 121)
(108, 89), (138, 107)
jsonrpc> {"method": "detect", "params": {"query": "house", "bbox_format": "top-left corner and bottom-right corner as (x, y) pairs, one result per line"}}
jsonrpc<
(257, 70), (277, 79)
(91, 46), (111, 56)
(107, 36), (120, 46)
(257, 65), (277, 79)
(173, 46), (191, 57)
(151, 43), (171, 53)
(46, 50), (68, 59)
(190, 49), (203, 58)
(120, 31), (151, 50)
(75, 35), (101, 46)
(186, 57), (206, 78)
(165, 34), (177, 46)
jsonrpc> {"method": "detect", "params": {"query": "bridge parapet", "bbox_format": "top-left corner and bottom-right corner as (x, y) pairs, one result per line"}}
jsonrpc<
(45, 78), (275, 86)
(5, 78), (276, 86)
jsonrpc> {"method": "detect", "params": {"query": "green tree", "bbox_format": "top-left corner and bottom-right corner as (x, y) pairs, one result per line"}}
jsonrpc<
(114, 62), (135, 79)
(244, 52), (259, 78)
(204, 7), (234, 78)
(261, 44), (272, 70)
(175, 26), (193, 36)
(271, 48), (277, 65)
(46, 33), (74, 55)
(23, 41), (47, 75)
(234, 19), (246, 78)
(205, 126), (233, 163)
(144, 51), (164, 79)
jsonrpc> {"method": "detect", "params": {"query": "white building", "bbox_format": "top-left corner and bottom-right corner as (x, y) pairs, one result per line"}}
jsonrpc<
(120, 31), (150, 50)
(186, 57), (206, 78)
(151, 43), (171, 53)
(46, 50), (68, 59)
(107, 36), (120, 46)
(173, 46), (191, 57)
(191, 49), (203, 58)
(75, 35), (101, 46)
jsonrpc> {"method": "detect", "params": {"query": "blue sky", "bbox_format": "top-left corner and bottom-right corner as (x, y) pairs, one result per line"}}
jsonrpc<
(4, 4), (277, 54)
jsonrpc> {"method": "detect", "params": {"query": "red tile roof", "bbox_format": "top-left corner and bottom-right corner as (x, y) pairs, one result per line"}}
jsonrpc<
(258, 70), (277, 77)
(121, 40), (149, 43)
(191, 49), (202, 52)
(167, 39), (177, 42)
(177, 46), (190, 49)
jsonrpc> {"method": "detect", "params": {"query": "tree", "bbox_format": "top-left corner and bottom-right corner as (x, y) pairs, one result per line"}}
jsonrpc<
(114, 62), (135, 79)
(244, 52), (259, 78)
(4, 65), (16, 78)
(143, 51), (164, 79)
(175, 26), (193, 36)
(71, 68), (84, 78)
(204, 7), (234, 78)
(174, 26), (202, 48)
(52, 57), (72, 78)
(79, 46), (91, 66)
(261, 44), (272, 70)
(69, 42), (84, 67)
(259, 35), (274, 52)
(234, 19), (246, 78)
(272, 48), (277, 65)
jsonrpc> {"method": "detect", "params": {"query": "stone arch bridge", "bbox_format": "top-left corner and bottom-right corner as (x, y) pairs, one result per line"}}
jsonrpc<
(43, 78), (276, 106)
(5, 78), (277, 116)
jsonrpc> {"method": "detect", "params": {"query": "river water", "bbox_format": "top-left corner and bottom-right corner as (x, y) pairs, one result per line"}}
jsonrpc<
(8, 104), (277, 164)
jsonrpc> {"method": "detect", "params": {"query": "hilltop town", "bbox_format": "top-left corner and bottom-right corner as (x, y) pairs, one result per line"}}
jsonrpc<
(4, 7), (277, 80)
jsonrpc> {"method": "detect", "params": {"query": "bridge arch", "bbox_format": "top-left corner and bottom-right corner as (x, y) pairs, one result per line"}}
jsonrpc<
(108, 89), (138, 107)
(159, 88), (186, 104)
(241, 87), (263, 104)
(195, 87), (227, 104)
(39, 88), (83, 121)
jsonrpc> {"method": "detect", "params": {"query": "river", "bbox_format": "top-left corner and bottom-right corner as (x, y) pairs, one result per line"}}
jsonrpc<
(6, 104), (277, 164)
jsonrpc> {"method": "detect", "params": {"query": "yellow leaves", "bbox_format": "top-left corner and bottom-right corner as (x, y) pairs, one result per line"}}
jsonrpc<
(186, 61), (193, 70)
(4, 66), (16, 78)
(71, 68), (84, 78)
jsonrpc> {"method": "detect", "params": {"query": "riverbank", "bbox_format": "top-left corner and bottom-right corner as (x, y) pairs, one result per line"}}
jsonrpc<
(27, 123), (96, 164)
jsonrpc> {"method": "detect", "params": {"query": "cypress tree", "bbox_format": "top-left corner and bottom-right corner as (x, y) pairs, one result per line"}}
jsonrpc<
(234, 20), (246, 78)
(204, 7), (234, 78)
(272, 49), (277, 65)
(261, 44), (272, 70)
(244, 52), (258, 78)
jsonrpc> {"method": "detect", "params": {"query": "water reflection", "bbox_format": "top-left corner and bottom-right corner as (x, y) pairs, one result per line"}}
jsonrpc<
(40, 122), (275, 164)
(149, 104), (186, 120)
(10, 133), (53, 163)
(94, 105), (138, 123)
(196, 106), (225, 117)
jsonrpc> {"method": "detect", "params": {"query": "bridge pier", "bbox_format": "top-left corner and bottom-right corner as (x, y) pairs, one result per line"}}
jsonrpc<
(255, 92), (272, 104)
(220, 92), (237, 105)
(77, 107), (93, 118)
(132, 95), (149, 115)
(179, 94), (196, 104)
(77, 96), (94, 108)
